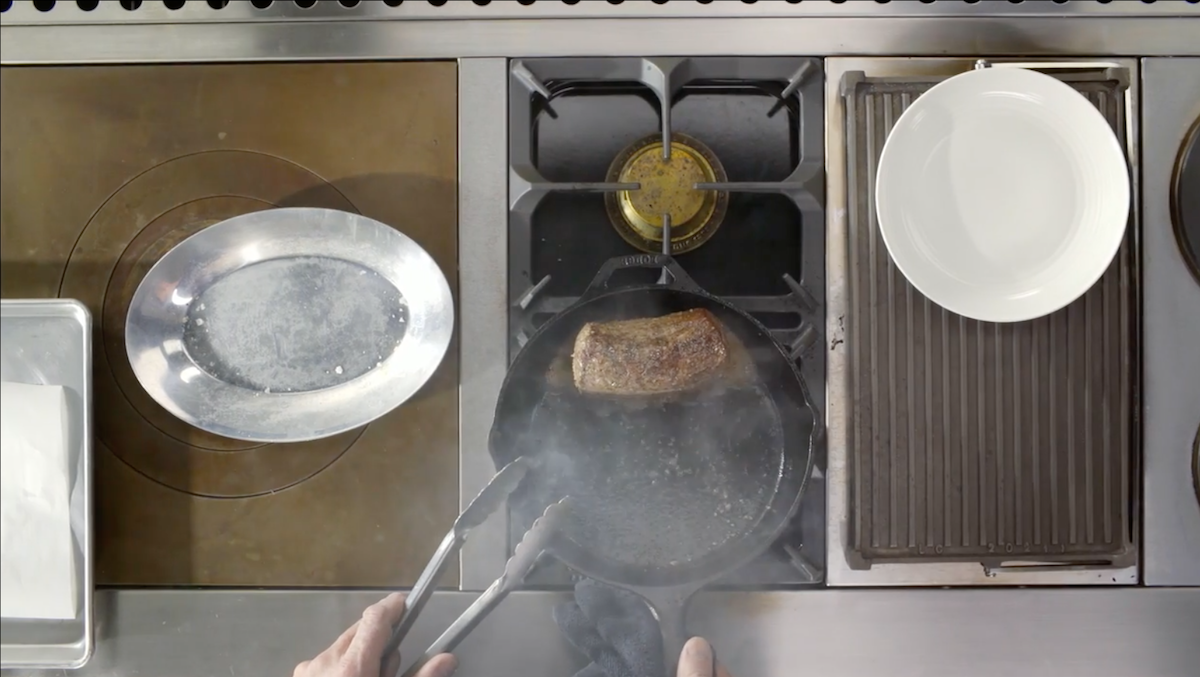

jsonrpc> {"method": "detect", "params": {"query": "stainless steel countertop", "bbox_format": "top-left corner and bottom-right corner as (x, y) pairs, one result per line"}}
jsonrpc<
(3, 588), (1200, 677)
(2, 6), (1200, 676)
(1, 2), (1199, 63)
(1141, 57), (1200, 586)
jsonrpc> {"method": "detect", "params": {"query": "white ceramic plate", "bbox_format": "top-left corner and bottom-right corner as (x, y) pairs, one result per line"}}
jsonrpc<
(875, 67), (1130, 323)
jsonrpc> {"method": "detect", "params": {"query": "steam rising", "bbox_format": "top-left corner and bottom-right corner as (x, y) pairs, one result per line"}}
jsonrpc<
(516, 381), (785, 569)
(502, 286), (796, 573)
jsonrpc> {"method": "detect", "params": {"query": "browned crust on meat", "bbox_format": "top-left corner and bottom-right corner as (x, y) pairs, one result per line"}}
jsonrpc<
(571, 308), (730, 395)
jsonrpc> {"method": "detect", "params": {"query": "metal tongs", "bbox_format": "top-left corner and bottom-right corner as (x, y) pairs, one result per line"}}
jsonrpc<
(382, 456), (569, 677)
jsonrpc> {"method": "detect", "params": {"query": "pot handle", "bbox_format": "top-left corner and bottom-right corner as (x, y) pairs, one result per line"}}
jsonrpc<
(635, 585), (696, 677)
(582, 254), (703, 298)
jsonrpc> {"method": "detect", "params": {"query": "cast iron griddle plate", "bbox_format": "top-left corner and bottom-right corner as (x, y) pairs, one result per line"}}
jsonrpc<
(842, 69), (1136, 566)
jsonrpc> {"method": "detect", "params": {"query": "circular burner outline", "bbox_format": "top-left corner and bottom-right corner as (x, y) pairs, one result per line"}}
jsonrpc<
(104, 196), (276, 453)
(59, 149), (367, 498)
(604, 132), (729, 255)
(1171, 114), (1200, 285)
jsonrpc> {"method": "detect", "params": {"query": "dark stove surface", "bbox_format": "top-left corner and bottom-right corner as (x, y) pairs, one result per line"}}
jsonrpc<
(509, 58), (826, 385)
(530, 83), (803, 299)
(0, 62), (461, 587)
(1174, 116), (1200, 284)
(507, 57), (826, 586)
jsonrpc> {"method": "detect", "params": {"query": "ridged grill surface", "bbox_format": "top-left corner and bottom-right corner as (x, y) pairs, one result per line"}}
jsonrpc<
(843, 70), (1137, 565)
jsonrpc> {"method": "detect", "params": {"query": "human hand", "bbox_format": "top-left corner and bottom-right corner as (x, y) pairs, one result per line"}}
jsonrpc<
(677, 637), (733, 677)
(293, 592), (458, 677)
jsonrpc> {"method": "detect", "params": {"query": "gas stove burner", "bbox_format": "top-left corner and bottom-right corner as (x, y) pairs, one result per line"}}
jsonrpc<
(605, 132), (729, 255)
(510, 57), (828, 587)
(1172, 115), (1200, 285)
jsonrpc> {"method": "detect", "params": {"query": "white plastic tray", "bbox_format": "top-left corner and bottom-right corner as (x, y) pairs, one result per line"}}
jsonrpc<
(0, 299), (93, 669)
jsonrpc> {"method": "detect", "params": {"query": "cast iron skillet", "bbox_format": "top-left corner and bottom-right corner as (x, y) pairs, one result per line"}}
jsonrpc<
(490, 254), (820, 673)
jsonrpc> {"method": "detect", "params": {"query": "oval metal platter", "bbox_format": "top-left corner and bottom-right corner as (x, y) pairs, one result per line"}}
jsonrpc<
(125, 207), (454, 443)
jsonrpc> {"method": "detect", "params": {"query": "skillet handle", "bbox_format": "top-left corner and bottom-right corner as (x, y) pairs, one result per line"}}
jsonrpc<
(637, 586), (694, 677)
(582, 254), (703, 298)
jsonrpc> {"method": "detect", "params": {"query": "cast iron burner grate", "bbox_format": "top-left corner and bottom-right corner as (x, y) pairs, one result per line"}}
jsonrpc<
(506, 57), (826, 586)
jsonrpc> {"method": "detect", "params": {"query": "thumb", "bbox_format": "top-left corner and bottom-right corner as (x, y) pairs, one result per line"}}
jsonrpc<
(412, 653), (458, 677)
(677, 637), (715, 677)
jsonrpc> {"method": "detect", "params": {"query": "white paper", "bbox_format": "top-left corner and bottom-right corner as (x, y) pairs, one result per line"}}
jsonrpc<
(0, 382), (77, 621)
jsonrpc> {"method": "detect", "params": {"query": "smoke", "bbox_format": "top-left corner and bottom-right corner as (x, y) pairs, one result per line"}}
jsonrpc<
(511, 322), (787, 572)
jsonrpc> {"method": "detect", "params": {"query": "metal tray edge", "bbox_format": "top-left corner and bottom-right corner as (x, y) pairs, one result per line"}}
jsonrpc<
(0, 298), (94, 670)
